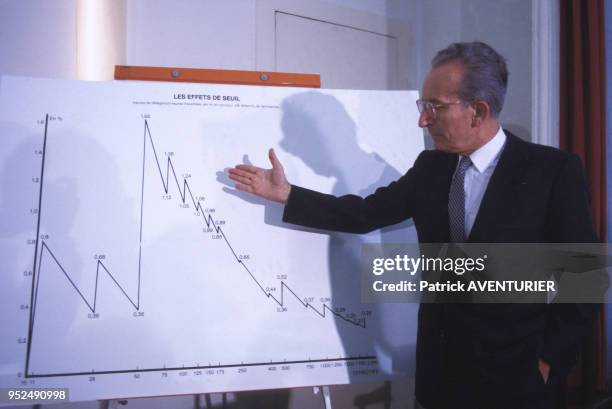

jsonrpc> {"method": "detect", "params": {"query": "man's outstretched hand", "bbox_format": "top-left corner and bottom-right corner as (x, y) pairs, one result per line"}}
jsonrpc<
(228, 148), (291, 204)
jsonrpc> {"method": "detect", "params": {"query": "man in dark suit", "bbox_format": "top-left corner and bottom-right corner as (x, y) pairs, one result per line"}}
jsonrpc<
(228, 42), (598, 409)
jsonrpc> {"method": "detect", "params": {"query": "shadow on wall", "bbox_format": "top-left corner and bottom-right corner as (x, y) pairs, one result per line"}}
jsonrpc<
(502, 123), (531, 142)
(279, 89), (417, 380)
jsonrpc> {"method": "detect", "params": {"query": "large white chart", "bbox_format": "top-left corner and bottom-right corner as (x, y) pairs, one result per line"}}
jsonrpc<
(0, 76), (423, 402)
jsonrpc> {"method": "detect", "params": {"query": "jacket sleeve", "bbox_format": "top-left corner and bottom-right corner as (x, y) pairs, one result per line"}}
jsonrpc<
(539, 154), (601, 375)
(282, 151), (425, 234)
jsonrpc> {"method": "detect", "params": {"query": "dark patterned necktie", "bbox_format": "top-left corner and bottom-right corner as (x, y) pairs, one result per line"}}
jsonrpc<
(448, 156), (472, 242)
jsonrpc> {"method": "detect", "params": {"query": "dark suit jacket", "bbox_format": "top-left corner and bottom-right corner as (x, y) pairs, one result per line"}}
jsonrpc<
(282, 132), (598, 409)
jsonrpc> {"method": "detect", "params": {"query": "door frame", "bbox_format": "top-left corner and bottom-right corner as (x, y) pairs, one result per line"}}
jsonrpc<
(255, 0), (413, 89)
(531, 0), (560, 147)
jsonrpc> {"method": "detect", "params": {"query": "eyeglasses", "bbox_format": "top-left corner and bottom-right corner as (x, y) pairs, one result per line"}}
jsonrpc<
(416, 99), (464, 119)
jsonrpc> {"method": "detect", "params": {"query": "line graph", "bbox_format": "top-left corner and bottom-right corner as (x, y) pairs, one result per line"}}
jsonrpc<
(142, 119), (367, 328)
(25, 114), (370, 378)
(28, 116), (367, 324)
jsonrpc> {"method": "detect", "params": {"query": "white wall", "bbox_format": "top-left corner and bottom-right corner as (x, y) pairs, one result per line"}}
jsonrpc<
(127, 0), (257, 70)
(320, 0), (413, 22)
(0, 0), (77, 79)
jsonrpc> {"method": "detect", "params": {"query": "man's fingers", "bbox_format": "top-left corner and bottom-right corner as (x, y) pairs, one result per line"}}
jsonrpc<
(229, 167), (257, 179)
(234, 164), (260, 173)
(234, 183), (254, 193)
(269, 148), (283, 169)
(228, 172), (252, 185)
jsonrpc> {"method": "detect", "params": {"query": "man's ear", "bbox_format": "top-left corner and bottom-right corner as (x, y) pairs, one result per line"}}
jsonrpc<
(471, 101), (491, 126)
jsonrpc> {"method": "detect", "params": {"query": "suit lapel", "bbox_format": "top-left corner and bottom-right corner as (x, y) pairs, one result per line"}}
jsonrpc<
(467, 132), (528, 242)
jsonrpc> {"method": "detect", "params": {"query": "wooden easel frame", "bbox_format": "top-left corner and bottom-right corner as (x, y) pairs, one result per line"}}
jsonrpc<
(113, 65), (333, 409)
(114, 65), (321, 88)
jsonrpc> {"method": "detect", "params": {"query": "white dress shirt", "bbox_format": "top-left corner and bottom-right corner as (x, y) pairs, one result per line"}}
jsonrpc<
(459, 126), (506, 238)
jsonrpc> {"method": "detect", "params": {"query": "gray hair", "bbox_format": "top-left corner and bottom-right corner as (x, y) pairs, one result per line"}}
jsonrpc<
(432, 41), (508, 117)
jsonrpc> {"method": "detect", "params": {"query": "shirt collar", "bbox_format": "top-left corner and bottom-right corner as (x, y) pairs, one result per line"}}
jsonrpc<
(467, 126), (506, 173)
